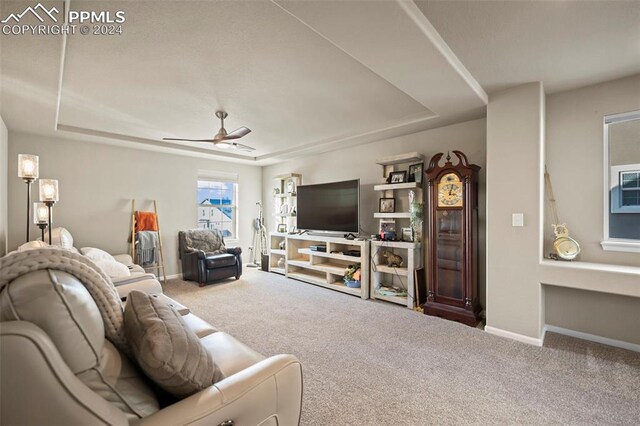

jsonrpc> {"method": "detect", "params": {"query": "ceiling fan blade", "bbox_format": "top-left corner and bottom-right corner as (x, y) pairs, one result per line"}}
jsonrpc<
(163, 138), (216, 142)
(224, 127), (251, 140)
(233, 142), (256, 152)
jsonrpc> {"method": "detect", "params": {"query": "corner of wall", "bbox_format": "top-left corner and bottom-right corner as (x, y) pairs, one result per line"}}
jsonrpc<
(0, 115), (8, 256)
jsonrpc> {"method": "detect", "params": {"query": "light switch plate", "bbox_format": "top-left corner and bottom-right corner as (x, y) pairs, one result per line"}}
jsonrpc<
(512, 213), (524, 227)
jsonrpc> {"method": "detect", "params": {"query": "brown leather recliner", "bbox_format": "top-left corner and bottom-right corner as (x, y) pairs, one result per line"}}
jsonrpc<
(178, 229), (242, 286)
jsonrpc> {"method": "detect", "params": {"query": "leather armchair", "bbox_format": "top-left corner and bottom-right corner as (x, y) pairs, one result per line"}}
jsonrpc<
(0, 268), (302, 426)
(179, 230), (242, 286)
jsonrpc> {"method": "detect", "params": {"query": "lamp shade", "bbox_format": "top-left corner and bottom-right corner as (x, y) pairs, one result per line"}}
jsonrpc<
(39, 179), (59, 202)
(33, 202), (49, 224)
(18, 154), (39, 179)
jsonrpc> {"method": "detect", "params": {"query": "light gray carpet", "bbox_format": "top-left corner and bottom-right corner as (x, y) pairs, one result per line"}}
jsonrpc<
(165, 268), (640, 425)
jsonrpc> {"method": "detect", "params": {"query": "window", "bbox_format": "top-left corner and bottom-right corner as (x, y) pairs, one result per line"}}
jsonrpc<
(602, 110), (640, 252)
(197, 177), (238, 239)
(611, 165), (640, 213)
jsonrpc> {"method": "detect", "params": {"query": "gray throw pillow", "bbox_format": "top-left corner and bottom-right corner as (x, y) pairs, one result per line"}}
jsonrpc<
(124, 291), (223, 398)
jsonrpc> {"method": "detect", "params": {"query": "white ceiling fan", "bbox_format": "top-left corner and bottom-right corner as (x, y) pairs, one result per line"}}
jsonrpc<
(163, 111), (254, 151)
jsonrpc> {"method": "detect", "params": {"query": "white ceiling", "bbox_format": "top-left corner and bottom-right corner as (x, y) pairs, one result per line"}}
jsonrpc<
(417, 0), (640, 95)
(1, 0), (638, 164)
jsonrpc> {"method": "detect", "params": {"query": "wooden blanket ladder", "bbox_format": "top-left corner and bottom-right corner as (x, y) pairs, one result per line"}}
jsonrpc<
(130, 200), (167, 285)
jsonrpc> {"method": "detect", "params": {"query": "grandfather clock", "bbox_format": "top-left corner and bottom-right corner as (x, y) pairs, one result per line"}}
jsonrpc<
(423, 151), (480, 326)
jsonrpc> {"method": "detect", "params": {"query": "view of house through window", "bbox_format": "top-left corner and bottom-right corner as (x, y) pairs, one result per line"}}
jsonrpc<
(197, 179), (237, 238)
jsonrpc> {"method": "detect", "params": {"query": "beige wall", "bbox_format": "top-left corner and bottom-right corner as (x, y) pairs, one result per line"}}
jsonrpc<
(545, 285), (640, 345)
(262, 118), (488, 308)
(0, 116), (7, 256)
(7, 132), (263, 275)
(485, 82), (545, 340)
(545, 74), (640, 265)
(542, 75), (640, 345)
(485, 80), (639, 348)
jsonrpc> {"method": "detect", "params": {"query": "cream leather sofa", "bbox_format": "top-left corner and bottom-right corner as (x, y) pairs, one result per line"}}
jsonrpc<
(0, 269), (303, 425)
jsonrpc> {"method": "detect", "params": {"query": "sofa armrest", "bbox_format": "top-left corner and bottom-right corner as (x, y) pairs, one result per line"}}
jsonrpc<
(1, 322), (129, 426)
(138, 354), (302, 426)
(184, 248), (206, 260)
(112, 254), (134, 267)
(226, 247), (242, 256)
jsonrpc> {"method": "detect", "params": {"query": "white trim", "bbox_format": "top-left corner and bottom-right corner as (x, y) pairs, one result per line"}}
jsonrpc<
(164, 273), (181, 280)
(602, 110), (640, 246)
(610, 164), (640, 214)
(396, 0), (488, 105)
(484, 325), (544, 347)
(197, 170), (239, 182)
(544, 325), (640, 353)
(601, 239), (640, 253)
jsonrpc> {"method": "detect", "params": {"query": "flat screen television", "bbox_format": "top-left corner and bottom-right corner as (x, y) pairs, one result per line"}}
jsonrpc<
(297, 179), (360, 233)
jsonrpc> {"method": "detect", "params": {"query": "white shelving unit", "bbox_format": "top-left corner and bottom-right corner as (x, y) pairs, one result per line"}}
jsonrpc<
(268, 232), (287, 275)
(277, 234), (370, 299)
(272, 173), (302, 233)
(370, 240), (423, 308)
(372, 152), (425, 308)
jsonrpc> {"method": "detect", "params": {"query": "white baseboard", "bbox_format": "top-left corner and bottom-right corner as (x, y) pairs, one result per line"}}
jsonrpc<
(544, 325), (640, 353)
(484, 325), (544, 347)
(164, 273), (181, 280)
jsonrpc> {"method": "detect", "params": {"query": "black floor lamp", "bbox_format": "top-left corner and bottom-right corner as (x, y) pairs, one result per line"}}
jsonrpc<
(18, 154), (39, 243)
(34, 202), (49, 242)
(39, 179), (59, 245)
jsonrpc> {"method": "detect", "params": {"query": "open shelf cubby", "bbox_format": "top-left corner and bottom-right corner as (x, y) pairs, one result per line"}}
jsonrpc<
(270, 233), (370, 299)
(268, 232), (287, 275)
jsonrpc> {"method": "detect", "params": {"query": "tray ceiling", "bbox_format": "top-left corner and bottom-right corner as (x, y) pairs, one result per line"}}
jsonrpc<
(1, 0), (489, 164)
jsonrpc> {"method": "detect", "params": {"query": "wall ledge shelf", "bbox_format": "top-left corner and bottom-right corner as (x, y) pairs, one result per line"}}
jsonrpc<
(374, 182), (421, 191)
(539, 259), (640, 298)
(374, 212), (411, 219)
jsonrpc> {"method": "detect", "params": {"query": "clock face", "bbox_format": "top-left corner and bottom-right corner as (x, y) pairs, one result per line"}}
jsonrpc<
(437, 173), (463, 207)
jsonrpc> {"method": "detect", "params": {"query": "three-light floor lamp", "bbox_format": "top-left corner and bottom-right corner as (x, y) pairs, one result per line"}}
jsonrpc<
(39, 179), (59, 245)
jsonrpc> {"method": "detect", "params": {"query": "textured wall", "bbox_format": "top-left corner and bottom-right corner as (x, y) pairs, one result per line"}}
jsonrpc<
(7, 132), (262, 275)
(545, 74), (640, 265)
(486, 82), (545, 340)
(0, 116), (7, 256)
(262, 118), (488, 308)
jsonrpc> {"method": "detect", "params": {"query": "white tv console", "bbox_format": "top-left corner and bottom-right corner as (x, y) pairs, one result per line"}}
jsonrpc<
(269, 233), (370, 299)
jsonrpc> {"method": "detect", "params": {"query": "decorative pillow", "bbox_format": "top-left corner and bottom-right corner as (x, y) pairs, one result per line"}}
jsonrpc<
(17, 240), (49, 251)
(94, 259), (131, 278)
(81, 247), (116, 262)
(124, 291), (223, 398)
(48, 227), (74, 249)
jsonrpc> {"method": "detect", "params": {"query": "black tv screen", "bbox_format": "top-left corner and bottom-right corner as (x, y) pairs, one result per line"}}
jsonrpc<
(297, 179), (360, 233)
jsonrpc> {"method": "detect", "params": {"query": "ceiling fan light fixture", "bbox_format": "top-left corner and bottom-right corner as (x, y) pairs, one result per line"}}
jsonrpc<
(216, 141), (232, 149)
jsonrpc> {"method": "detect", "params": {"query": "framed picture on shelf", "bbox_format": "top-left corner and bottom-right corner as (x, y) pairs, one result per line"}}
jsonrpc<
(379, 197), (396, 213)
(401, 227), (413, 242)
(380, 220), (396, 233)
(277, 224), (287, 233)
(286, 180), (296, 194)
(408, 163), (423, 184)
(389, 171), (407, 184)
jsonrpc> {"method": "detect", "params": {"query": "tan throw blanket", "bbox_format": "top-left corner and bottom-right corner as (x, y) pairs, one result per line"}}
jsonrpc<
(0, 247), (128, 353)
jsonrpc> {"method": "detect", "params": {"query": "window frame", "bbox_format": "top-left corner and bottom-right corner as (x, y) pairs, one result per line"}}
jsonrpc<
(601, 110), (640, 253)
(197, 174), (239, 242)
(611, 166), (640, 213)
